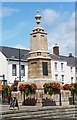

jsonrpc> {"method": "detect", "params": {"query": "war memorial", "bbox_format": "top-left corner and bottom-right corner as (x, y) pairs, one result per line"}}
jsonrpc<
(1, 11), (77, 120)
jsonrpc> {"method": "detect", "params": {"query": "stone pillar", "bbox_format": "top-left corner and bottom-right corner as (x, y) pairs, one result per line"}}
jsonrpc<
(36, 89), (43, 107)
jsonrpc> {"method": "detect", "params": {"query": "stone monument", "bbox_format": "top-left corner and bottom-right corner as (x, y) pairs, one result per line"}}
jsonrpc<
(27, 10), (52, 87)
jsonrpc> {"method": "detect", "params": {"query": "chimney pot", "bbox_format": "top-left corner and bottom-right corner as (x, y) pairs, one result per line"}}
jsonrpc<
(53, 44), (59, 56)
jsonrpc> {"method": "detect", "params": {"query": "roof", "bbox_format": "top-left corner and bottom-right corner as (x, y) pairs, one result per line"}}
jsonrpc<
(0, 46), (77, 67)
(50, 54), (77, 67)
(0, 46), (29, 61)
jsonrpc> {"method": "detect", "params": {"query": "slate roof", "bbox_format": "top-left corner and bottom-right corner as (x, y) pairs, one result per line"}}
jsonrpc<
(0, 46), (77, 67)
(50, 54), (77, 67)
(0, 46), (29, 61)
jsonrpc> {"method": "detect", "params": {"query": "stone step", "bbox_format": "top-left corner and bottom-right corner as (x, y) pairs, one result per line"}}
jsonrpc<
(2, 106), (77, 114)
(2, 107), (77, 114)
(2, 106), (77, 120)
(2, 110), (77, 120)
(2, 108), (76, 116)
(2, 114), (77, 120)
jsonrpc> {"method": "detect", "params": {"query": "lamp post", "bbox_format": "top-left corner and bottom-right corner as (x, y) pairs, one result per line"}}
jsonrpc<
(59, 85), (62, 106)
(19, 48), (21, 81)
(19, 48), (28, 82)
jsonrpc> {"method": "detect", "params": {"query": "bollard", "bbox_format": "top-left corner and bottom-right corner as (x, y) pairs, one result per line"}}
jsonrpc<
(23, 91), (25, 105)
(59, 92), (61, 106)
(72, 92), (75, 105)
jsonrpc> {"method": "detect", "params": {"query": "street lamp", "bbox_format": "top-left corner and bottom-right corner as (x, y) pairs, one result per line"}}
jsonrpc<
(19, 48), (28, 81)
(19, 48), (21, 81)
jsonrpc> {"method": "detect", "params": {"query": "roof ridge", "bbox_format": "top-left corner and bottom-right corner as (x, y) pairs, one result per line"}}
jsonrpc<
(0, 46), (30, 51)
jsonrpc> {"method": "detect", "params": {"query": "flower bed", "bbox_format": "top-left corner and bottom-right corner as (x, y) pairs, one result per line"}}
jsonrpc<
(63, 82), (77, 95)
(43, 82), (61, 95)
(63, 84), (71, 90)
(2, 85), (11, 99)
(70, 82), (77, 95)
(19, 83), (37, 96)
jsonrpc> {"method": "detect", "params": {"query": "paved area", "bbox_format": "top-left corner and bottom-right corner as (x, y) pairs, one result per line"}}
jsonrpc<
(0, 104), (36, 120)
(0, 104), (38, 113)
(0, 104), (77, 120)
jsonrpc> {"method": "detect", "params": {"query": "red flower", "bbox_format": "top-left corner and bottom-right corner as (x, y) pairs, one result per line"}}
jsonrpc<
(63, 84), (71, 90)
(19, 84), (25, 91)
(31, 84), (37, 90)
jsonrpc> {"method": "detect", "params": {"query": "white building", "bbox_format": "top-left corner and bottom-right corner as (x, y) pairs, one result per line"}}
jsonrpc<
(0, 45), (77, 85)
(0, 46), (29, 85)
(51, 45), (77, 84)
(51, 44), (77, 84)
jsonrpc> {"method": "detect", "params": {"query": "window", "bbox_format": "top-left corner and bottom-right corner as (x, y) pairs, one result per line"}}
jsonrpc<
(70, 67), (73, 72)
(21, 65), (25, 76)
(61, 75), (64, 84)
(54, 62), (57, 70)
(61, 63), (64, 70)
(42, 62), (48, 76)
(12, 64), (17, 76)
(37, 52), (41, 56)
(55, 74), (58, 81)
(71, 77), (73, 83)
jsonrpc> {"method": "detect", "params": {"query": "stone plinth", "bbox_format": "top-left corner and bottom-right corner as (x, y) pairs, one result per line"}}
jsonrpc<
(28, 58), (51, 82)
(11, 91), (23, 105)
(36, 89), (43, 107)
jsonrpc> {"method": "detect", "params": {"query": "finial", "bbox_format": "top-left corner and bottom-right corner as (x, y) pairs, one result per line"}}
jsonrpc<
(37, 10), (39, 15)
(35, 10), (41, 26)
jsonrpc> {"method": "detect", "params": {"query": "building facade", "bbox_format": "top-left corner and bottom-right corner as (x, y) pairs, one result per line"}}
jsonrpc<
(0, 45), (77, 85)
(0, 47), (29, 85)
(51, 45), (77, 84)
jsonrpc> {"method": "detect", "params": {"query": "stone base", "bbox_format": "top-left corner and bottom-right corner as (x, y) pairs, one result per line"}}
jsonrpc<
(27, 79), (61, 89)
(23, 98), (37, 106)
(42, 98), (56, 106)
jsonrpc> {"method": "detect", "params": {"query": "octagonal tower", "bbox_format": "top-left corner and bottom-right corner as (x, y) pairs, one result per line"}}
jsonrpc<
(27, 11), (52, 84)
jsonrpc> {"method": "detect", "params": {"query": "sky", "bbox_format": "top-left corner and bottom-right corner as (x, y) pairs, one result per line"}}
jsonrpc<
(0, 2), (76, 56)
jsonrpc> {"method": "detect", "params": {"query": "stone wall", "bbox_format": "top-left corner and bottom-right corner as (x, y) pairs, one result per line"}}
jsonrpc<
(28, 58), (51, 81)
(11, 89), (77, 107)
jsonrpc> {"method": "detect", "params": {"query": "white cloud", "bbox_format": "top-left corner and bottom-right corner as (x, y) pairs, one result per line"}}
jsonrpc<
(0, 7), (19, 17)
(42, 9), (75, 56)
(42, 9), (60, 25)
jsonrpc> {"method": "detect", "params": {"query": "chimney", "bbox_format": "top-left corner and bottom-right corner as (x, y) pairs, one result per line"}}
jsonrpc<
(69, 53), (73, 57)
(53, 44), (59, 56)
